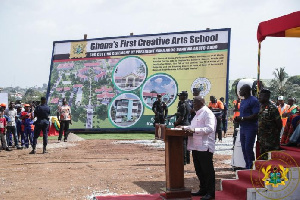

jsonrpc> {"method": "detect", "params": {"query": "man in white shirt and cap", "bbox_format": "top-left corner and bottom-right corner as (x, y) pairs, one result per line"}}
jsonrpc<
(184, 96), (216, 200)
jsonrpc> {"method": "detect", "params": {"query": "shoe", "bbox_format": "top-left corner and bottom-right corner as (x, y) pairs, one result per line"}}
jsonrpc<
(201, 194), (215, 200)
(43, 147), (48, 154)
(191, 190), (206, 196)
(29, 149), (36, 154)
(16, 146), (23, 150)
(64, 138), (67, 142)
(58, 139), (61, 143)
(5, 147), (12, 151)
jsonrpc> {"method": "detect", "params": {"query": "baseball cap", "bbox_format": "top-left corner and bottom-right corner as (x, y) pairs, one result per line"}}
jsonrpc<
(1, 103), (6, 107)
(278, 96), (284, 100)
(193, 88), (201, 92)
(177, 91), (188, 96)
(24, 104), (30, 107)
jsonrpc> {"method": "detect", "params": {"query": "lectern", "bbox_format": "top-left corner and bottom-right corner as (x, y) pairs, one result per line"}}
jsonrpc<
(155, 124), (192, 200)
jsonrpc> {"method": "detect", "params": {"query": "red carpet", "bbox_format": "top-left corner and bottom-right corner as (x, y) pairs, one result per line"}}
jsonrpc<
(95, 193), (201, 200)
(280, 145), (300, 152)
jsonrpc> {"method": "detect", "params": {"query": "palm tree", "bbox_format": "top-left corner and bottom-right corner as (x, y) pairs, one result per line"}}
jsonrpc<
(273, 67), (288, 94)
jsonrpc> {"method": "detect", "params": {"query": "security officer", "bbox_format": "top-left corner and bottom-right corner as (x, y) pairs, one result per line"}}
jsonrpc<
(258, 89), (282, 160)
(152, 94), (168, 126)
(30, 97), (50, 154)
(174, 91), (191, 165)
(190, 88), (201, 122)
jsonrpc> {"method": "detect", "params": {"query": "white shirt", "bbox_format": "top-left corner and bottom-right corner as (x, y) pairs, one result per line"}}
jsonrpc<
(4, 108), (17, 126)
(186, 105), (216, 153)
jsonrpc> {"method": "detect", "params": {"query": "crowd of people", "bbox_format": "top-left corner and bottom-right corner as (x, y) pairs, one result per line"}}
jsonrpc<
(0, 97), (72, 154)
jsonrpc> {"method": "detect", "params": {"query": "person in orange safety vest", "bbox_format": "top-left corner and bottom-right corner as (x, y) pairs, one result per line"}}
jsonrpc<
(277, 96), (289, 127)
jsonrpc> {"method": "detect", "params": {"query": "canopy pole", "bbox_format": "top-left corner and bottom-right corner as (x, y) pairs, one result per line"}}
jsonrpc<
(257, 42), (261, 96)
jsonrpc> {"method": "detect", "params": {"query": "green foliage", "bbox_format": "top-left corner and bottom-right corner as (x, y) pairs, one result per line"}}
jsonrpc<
(22, 88), (45, 103)
(71, 105), (86, 122)
(65, 91), (71, 98)
(287, 75), (300, 85)
(267, 69), (300, 101)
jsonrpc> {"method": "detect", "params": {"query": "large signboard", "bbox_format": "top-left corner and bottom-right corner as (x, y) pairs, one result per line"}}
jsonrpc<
(47, 28), (231, 131)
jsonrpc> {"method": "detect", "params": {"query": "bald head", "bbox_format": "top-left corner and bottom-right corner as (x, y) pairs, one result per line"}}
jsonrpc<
(193, 96), (205, 111)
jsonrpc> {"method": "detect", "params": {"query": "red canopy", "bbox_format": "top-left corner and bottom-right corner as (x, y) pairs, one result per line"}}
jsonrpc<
(257, 11), (300, 42)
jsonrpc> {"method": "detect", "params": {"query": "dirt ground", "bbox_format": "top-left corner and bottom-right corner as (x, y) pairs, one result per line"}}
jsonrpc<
(0, 134), (235, 200)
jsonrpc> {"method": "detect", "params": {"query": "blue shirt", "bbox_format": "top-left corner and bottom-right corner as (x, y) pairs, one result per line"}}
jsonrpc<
(34, 104), (50, 124)
(240, 96), (260, 127)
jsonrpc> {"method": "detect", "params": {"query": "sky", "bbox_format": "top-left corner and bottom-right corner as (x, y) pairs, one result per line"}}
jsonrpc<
(0, 0), (299, 88)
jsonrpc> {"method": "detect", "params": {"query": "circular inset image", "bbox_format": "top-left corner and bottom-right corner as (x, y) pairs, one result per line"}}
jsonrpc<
(109, 93), (143, 128)
(141, 74), (177, 109)
(191, 77), (211, 97)
(113, 56), (147, 91)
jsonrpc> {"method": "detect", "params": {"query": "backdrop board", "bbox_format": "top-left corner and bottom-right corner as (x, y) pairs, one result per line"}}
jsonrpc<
(47, 28), (231, 132)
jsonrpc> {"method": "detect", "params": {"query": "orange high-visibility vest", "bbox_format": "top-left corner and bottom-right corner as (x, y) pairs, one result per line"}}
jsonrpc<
(233, 100), (240, 118)
(278, 104), (290, 127)
(288, 105), (297, 113)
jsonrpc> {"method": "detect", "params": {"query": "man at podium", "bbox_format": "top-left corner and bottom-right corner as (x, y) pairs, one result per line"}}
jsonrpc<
(184, 96), (216, 200)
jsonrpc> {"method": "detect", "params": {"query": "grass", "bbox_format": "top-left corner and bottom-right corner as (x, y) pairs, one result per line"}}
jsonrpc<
(76, 133), (155, 140)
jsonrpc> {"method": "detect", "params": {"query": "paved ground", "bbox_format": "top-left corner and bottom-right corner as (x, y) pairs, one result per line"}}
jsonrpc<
(0, 133), (236, 200)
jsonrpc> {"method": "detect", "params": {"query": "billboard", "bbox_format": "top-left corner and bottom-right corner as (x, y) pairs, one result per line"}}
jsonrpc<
(47, 28), (231, 131)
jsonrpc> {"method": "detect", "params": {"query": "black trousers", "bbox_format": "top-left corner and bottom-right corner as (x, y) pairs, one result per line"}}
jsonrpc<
(59, 121), (70, 140)
(192, 150), (215, 196)
(33, 122), (49, 148)
(215, 116), (222, 141)
(183, 137), (190, 164)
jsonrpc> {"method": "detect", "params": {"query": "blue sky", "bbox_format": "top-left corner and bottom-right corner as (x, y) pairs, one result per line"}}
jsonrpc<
(0, 0), (299, 88)
(143, 75), (176, 94)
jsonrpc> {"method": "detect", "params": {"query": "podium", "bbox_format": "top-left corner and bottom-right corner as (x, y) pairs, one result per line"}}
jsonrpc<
(155, 124), (192, 200)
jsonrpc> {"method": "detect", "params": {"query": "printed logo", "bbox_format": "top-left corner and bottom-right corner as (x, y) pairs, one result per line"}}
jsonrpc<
(251, 151), (300, 200)
(70, 42), (87, 59)
(191, 77), (211, 97)
(262, 164), (289, 187)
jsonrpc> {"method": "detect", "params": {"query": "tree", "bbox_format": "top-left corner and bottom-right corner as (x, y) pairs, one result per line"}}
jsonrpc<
(284, 75), (300, 100)
(287, 75), (300, 85)
(95, 104), (108, 121)
(22, 88), (44, 103)
(268, 67), (289, 100)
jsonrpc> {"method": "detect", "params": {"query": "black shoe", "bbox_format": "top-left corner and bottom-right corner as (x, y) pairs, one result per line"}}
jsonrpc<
(16, 146), (23, 150)
(43, 146), (48, 154)
(191, 190), (207, 196)
(5, 147), (12, 151)
(201, 194), (215, 200)
(64, 138), (67, 142)
(29, 149), (36, 154)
